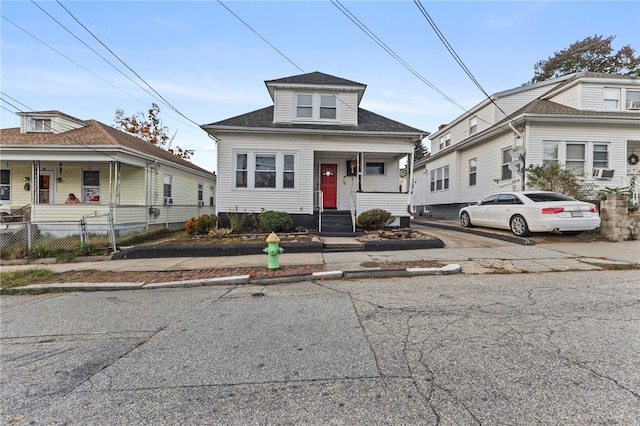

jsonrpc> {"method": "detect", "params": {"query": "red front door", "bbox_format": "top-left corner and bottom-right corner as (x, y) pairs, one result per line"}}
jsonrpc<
(320, 164), (337, 209)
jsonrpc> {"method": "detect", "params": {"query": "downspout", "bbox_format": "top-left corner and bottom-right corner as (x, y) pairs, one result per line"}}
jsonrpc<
(508, 122), (526, 191)
(407, 151), (414, 218)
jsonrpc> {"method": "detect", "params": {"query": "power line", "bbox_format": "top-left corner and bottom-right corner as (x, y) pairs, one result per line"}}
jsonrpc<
(216, 0), (304, 74)
(331, 0), (466, 111)
(1, 15), (151, 114)
(55, 0), (201, 128)
(413, 0), (510, 119)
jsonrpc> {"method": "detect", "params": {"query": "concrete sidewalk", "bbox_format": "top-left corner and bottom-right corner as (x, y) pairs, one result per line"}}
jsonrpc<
(2, 238), (638, 292)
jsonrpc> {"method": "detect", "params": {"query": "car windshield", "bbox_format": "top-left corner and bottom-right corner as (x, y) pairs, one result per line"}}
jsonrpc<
(523, 193), (576, 202)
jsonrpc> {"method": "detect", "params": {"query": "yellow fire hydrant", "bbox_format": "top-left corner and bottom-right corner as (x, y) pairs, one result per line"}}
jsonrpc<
(264, 232), (284, 270)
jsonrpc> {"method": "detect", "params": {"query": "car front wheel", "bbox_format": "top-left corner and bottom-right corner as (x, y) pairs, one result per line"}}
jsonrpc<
(460, 211), (473, 228)
(510, 215), (530, 237)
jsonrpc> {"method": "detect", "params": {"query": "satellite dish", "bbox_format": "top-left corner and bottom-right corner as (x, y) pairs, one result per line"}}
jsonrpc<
(509, 146), (526, 157)
(508, 159), (524, 172)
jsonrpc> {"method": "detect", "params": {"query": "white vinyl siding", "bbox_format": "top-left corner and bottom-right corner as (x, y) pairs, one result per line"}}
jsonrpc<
(273, 89), (358, 125)
(217, 133), (410, 215)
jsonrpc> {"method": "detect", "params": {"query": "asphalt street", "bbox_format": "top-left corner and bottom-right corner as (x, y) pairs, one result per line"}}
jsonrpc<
(2, 269), (639, 425)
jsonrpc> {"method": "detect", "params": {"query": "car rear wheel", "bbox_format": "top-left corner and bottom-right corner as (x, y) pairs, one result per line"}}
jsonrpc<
(510, 215), (530, 237)
(460, 211), (473, 228)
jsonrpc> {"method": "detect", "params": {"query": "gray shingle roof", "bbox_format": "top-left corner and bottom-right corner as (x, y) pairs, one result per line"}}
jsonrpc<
(265, 71), (366, 88)
(204, 106), (426, 135)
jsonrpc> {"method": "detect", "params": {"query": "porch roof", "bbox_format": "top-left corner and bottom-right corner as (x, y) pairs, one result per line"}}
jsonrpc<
(0, 120), (214, 176)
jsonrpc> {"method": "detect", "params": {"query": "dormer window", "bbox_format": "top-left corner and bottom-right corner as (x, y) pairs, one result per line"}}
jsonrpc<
(27, 118), (52, 132)
(295, 93), (337, 121)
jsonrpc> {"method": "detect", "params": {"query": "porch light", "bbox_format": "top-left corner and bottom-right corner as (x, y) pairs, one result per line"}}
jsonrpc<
(23, 176), (30, 181)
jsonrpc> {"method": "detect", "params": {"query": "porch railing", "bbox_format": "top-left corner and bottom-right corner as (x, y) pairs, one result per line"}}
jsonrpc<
(313, 190), (323, 231)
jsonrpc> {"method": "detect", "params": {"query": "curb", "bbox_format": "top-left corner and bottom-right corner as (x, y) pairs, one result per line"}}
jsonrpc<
(3, 264), (462, 293)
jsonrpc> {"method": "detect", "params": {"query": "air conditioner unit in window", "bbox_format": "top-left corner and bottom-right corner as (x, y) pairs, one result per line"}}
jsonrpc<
(626, 100), (640, 110)
(592, 168), (614, 179)
(197, 200), (204, 207)
(163, 197), (173, 205)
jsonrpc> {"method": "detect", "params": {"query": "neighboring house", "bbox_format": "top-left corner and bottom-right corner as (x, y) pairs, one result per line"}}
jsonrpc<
(202, 72), (428, 232)
(0, 110), (216, 232)
(412, 72), (640, 219)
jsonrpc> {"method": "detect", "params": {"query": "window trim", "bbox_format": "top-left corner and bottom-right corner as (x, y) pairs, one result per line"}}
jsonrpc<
(163, 174), (172, 201)
(365, 161), (386, 175)
(501, 148), (512, 181)
(429, 165), (450, 192)
(232, 150), (297, 190)
(542, 140), (611, 177)
(469, 158), (477, 187)
(82, 170), (101, 203)
(0, 169), (10, 201)
(27, 117), (53, 133)
(469, 117), (478, 135)
(294, 92), (338, 121)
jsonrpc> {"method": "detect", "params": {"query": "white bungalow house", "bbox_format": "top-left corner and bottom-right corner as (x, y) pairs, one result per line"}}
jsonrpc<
(412, 72), (640, 219)
(202, 72), (428, 233)
(0, 111), (217, 233)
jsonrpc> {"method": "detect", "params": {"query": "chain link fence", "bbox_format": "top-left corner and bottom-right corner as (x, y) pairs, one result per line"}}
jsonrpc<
(1, 213), (115, 260)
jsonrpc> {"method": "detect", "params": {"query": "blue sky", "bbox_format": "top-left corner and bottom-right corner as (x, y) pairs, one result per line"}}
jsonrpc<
(2, 1), (639, 172)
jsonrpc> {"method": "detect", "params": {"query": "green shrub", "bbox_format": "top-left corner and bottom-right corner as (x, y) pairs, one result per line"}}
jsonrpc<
(259, 210), (293, 233)
(357, 209), (394, 230)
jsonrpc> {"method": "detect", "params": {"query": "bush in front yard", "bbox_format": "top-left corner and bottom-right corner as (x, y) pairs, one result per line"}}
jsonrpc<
(258, 210), (293, 233)
(357, 209), (394, 231)
(185, 214), (219, 235)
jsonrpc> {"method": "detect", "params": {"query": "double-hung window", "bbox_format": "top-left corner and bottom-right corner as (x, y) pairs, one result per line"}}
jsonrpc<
(469, 159), (477, 186)
(566, 143), (586, 174)
(234, 151), (297, 190)
(320, 94), (336, 119)
(197, 183), (203, 205)
(0, 169), (10, 201)
(209, 186), (215, 207)
(604, 88), (620, 110)
(501, 148), (512, 180)
(255, 154), (276, 188)
(593, 144), (609, 169)
(469, 117), (478, 135)
(543, 141), (559, 166)
(83, 170), (100, 202)
(295, 93), (337, 121)
(235, 153), (248, 188)
(163, 175), (172, 203)
(283, 154), (295, 189)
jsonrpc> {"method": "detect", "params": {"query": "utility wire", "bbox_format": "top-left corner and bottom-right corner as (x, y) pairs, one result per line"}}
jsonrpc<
(1, 15), (152, 114)
(331, 0), (466, 112)
(30, 1), (167, 108)
(413, 0), (510, 119)
(216, 0), (304, 74)
(55, 0), (201, 128)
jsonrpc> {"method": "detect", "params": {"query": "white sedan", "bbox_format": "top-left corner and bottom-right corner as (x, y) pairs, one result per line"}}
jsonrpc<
(459, 191), (601, 237)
